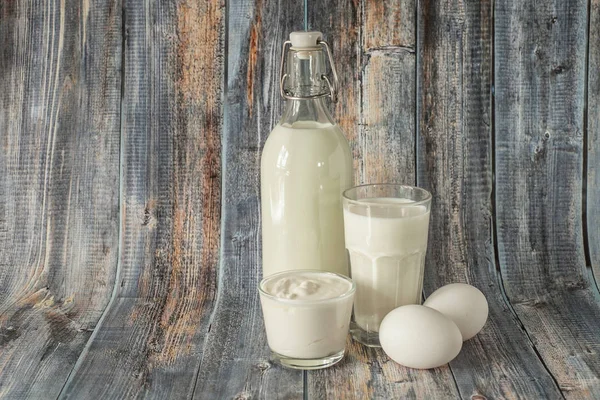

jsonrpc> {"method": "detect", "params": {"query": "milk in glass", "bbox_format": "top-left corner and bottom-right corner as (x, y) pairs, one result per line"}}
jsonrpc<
(344, 197), (430, 333)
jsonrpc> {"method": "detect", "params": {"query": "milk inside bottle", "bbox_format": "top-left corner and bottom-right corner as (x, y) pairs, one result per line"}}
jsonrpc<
(261, 32), (353, 278)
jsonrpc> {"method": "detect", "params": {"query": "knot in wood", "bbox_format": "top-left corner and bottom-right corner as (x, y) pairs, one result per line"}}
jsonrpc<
(255, 360), (271, 371)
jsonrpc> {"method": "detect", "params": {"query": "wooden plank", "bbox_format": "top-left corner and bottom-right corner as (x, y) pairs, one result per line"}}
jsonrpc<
(361, 52), (416, 184)
(190, 1), (304, 398)
(310, 0), (361, 181)
(588, 0), (600, 288)
(417, 0), (564, 398)
(361, 0), (417, 185)
(364, 0), (414, 50)
(495, 0), (600, 397)
(309, 338), (460, 400)
(308, 1), (459, 398)
(0, 0), (121, 398)
(60, 0), (223, 398)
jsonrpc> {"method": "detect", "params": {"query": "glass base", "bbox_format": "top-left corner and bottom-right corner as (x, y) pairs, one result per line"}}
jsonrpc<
(271, 349), (345, 370)
(350, 322), (381, 347)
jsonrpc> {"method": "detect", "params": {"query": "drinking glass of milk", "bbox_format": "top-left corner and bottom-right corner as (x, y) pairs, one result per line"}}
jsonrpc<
(343, 184), (432, 347)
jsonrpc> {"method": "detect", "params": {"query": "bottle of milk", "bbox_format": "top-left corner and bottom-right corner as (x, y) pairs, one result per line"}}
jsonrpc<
(261, 31), (353, 278)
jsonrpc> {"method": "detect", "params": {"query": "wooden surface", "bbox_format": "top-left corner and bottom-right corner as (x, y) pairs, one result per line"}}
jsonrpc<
(191, 0), (304, 398)
(589, 0), (600, 289)
(307, 1), (460, 399)
(61, 0), (223, 398)
(495, 0), (600, 398)
(0, 0), (121, 398)
(0, 0), (599, 399)
(418, 0), (564, 398)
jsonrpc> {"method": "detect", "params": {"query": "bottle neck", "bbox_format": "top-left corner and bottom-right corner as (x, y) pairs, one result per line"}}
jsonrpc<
(280, 98), (335, 127)
(280, 48), (335, 127)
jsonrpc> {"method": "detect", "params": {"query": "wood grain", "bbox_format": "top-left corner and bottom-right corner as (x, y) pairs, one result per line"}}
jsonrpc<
(60, 0), (223, 397)
(308, 1), (459, 398)
(362, 0), (416, 188)
(310, 337), (461, 400)
(0, 0), (121, 397)
(190, 0), (305, 398)
(363, 0), (414, 50)
(418, 0), (564, 398)
(495, 0), (600, 397)
(588, 0), (600, 289)
(309, 0), (361, 181)
(361, 51), (416, 185)
(0, 0), (598, 397)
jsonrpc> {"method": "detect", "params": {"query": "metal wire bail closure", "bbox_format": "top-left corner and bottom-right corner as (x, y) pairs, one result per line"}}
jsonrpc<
(279, 39), (340, 102)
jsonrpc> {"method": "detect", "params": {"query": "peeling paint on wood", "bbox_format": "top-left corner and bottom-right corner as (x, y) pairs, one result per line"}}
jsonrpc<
(588, 0), (600, 291)
(190, 0), (304, 398)
(418, 0), (564, 397)
(59, 0), (223, 398)
(308, 0), (459, 398)
(0, 0), (121, 397)
(1, 0), (600, 398)
(495, 0), (600, 397)
(362, 52), (416, 184)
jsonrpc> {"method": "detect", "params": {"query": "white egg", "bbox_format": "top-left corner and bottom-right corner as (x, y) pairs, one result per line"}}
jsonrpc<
(424, 283), (489, 341)
(379, 305), (462, 369)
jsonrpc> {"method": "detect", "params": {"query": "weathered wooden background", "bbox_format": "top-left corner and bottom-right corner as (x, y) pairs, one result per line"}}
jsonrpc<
(1, 0), (599, 398)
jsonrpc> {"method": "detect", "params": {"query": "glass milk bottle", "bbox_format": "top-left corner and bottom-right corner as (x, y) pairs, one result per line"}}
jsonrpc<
(261, 31), (353, 278)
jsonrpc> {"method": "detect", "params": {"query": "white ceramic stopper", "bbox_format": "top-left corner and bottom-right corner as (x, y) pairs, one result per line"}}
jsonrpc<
(290, 31), (322, 48)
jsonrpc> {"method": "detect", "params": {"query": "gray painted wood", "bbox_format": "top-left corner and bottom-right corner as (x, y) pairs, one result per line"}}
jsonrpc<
(0, 0), (599, 397)
(360, 0), (417, 186)
(0, 0), (121, 398)
(191, 0), (305, 398)
(60, 0), (223, 398)
(361, 52), (416, 185)
(418, 0), (564, 398)
(308, 1), (460, 398)
(588, 0), (600, 289)
(495, 0), (600, 397)
(309, 338), (461, 400)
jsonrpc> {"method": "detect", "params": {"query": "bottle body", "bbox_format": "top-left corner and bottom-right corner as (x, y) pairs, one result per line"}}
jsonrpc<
(261, 119), (352, 277)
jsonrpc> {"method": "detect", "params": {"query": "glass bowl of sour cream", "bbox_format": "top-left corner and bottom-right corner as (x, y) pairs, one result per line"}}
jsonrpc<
(259, 270), (355, 370)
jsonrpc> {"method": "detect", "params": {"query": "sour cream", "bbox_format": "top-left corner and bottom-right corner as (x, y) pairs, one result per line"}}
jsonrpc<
(259, 270), (355, 364)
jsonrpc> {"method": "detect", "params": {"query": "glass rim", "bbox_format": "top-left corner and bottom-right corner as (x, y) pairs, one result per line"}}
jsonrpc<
(259, 269), (356, 305)
(342, 183), (432, 208)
